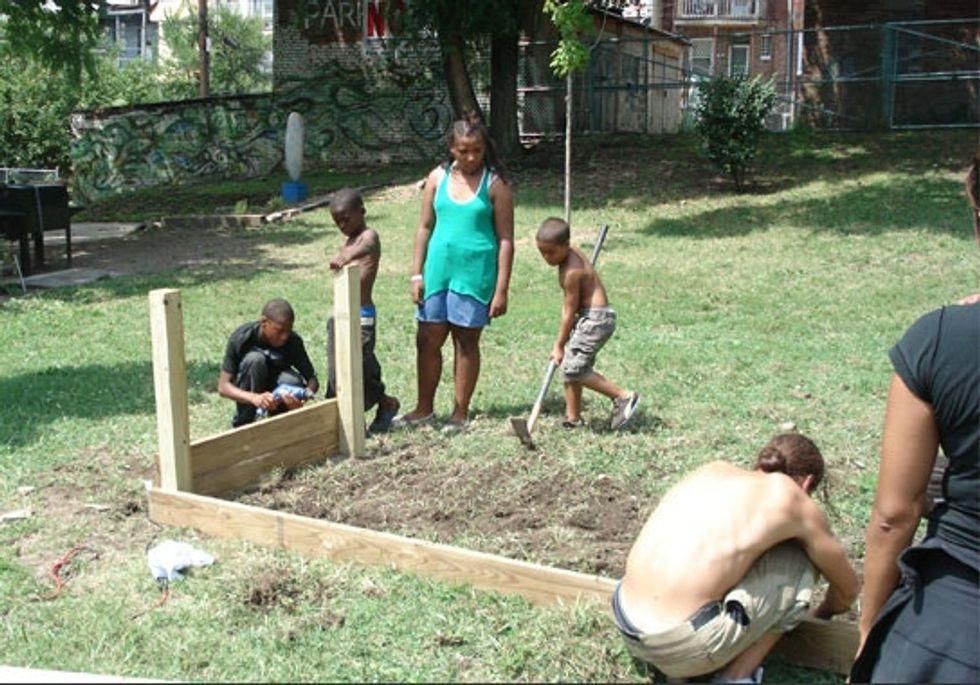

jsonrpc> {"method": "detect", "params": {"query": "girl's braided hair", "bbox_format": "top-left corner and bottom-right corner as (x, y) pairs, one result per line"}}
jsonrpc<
(444, 110), (511, 184)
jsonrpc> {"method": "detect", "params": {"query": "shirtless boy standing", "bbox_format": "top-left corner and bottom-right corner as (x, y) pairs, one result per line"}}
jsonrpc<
(536, 217), (639, 429)
(326, 188), (400, 433)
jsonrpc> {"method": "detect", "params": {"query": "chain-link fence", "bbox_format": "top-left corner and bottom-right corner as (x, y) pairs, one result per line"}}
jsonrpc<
(515, 19), (979, 139)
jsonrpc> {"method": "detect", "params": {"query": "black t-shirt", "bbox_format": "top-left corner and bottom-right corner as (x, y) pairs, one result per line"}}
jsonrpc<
(889, 303), (979, 564)
(221, 321), (316, 383)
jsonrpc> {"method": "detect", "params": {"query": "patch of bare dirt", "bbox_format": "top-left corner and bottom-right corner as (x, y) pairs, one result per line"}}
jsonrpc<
(9, 449), (158, 581)
(237, 450), (644, 577)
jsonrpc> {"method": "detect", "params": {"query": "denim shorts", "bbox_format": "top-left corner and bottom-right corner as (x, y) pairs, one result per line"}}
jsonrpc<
(416, 290), (490, 329)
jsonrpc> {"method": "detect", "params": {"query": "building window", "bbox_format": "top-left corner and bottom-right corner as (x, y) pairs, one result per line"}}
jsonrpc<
(730, 44), (749, 77)
(760, 33), (772, 61)
(691, 38), (714, 76)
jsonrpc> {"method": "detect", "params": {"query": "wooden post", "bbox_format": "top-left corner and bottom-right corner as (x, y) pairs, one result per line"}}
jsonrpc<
(149, 288), (191, 491)
(333, 265), (365, 458)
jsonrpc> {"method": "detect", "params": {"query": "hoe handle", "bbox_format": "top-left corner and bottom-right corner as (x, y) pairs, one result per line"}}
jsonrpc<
(526, 359), (559, 434)
(588, 224), (609, 266)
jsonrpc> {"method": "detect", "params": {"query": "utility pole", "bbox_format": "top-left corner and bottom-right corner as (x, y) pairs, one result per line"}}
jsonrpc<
(198, 0), (209, 97)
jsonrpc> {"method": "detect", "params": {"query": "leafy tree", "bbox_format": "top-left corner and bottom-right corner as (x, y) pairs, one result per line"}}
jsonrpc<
(694, 75), (776, 191)
(0, 0), (102, 79)
(0, 33), (167, 169)
(543, 0), (593, 222)
(382, 0), (542, 157)
(544, 0), (592, 77)
(161, 1), (271, 98)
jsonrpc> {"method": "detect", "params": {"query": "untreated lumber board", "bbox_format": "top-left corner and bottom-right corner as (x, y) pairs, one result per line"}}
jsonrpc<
(149, 288), (191, 491)
(191, 428), (338, 496)
(189, 400), (338, 496)
(147, 486), (615, 607)
(773, 614), (859, 675)
(146, 486), (858, 674)
(333, 265), (365, 458)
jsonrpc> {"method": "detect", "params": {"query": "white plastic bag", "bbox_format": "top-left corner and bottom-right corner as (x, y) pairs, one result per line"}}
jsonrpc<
(147, 540), (215, 582)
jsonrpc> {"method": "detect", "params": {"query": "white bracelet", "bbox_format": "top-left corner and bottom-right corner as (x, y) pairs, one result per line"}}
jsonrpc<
(410, 274), (423, 282)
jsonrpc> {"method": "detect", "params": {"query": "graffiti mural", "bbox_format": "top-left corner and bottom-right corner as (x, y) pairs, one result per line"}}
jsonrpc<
(70, 46), (454, 203)
(71, 95), (285, 203)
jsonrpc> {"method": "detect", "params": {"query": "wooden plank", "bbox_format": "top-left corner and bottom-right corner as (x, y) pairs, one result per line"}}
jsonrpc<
(774, 613), (859, 676)
(191, 424), (338, 496)
(190, 400), (338, 475)
(145, 486), (859, 674)
(149, 288), (191, 491)
(147, 487), (615, 607)
(333, 265), (365, 458)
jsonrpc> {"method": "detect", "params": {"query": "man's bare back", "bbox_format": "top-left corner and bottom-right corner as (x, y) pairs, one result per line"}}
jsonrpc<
(621, 461), (855, 631)
(559, 246), (608, 310)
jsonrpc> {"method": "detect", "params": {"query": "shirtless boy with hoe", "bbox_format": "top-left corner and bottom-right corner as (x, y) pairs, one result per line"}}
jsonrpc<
(613, 433), (859, 683)
(326, 188), (400, 433)
(536, 217), (639, 430)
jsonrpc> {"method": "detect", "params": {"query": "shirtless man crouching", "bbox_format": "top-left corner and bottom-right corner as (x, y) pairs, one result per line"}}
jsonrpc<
(613, 433), (859, 683)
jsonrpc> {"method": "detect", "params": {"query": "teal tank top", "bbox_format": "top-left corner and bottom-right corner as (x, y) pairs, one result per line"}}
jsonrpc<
(423, 165), (498, 304)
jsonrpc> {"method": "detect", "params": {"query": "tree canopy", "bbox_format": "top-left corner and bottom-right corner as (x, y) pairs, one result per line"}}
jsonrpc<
(0, 1), (103, 79)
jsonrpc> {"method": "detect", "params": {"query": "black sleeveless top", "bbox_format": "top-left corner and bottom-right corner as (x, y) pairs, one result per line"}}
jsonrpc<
(890, 303), (980, 569)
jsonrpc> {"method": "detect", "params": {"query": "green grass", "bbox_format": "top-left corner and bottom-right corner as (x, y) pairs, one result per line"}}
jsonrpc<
(1, 129), (977, 681)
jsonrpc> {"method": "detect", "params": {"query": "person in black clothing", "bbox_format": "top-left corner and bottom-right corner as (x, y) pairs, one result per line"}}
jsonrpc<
(218, 298), (319, 428)
(851, 157), (980, 684)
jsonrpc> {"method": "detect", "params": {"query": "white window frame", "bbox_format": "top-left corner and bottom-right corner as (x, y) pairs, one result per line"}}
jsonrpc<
(729, 44), (750, 77)
(690, 37), (714, 77)
(760, 33), (772, 61)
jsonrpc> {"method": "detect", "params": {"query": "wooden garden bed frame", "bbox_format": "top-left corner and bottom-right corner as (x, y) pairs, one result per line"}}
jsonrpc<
(145, 268), (858, 675)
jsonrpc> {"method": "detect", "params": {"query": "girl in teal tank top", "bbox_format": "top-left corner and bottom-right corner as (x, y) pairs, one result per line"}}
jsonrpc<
(395, 116), (515, 432)
(424, 164), (499, 304)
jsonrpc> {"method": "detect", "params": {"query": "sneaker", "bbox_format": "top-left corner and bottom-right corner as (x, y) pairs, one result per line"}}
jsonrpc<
(712, 666), (764, 684)
(562, 417), (584, 429)
(440, 418), (469, 434)
(368, 398), (400, 434)
(390, 412), (435, 429)
(610, 392), (640, 430)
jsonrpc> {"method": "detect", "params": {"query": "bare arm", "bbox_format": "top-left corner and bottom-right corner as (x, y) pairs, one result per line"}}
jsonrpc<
(410, 170), (439, 304)
(551, 270), (582, 363)
(217, 370), (276, 411)
(858, 373), (938, 645)
(792, 492), (860, 619)
(329, 230), (378, 271)
(489, 178), (515, 318)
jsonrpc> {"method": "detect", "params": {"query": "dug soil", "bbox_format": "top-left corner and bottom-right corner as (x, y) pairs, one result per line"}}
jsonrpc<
(236, 447), (646, 578)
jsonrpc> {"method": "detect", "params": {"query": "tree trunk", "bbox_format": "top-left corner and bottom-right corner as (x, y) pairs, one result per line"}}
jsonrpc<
(439, 33), (483, 121)
(490, 32), (520, 158)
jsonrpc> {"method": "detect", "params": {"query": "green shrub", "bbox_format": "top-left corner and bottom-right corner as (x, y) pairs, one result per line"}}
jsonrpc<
(0, 55), (75, 169)
(0, 48), (168, 170)
(694, 75), (776, 191)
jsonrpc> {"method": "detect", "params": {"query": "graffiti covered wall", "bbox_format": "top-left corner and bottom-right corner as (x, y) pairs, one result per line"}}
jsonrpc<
(70, 0), (455, 204)
(71, 95), (282, 203)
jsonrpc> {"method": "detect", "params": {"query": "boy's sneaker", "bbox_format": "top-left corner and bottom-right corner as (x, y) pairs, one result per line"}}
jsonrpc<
(611, 392), (640, 430)
(712, 666), (764, 684)
(562, 417), (584, 429)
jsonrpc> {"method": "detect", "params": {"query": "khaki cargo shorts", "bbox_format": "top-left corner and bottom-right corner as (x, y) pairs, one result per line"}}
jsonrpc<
(615, 541), (817, 679)
(562, 307), (616, 381)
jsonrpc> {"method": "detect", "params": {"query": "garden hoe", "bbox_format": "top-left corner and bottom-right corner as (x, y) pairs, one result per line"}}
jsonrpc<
(511, 224), (609, 449)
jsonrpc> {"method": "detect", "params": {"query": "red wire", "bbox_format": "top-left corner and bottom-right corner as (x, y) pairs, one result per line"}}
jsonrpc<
(42, 544), (88, 600)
